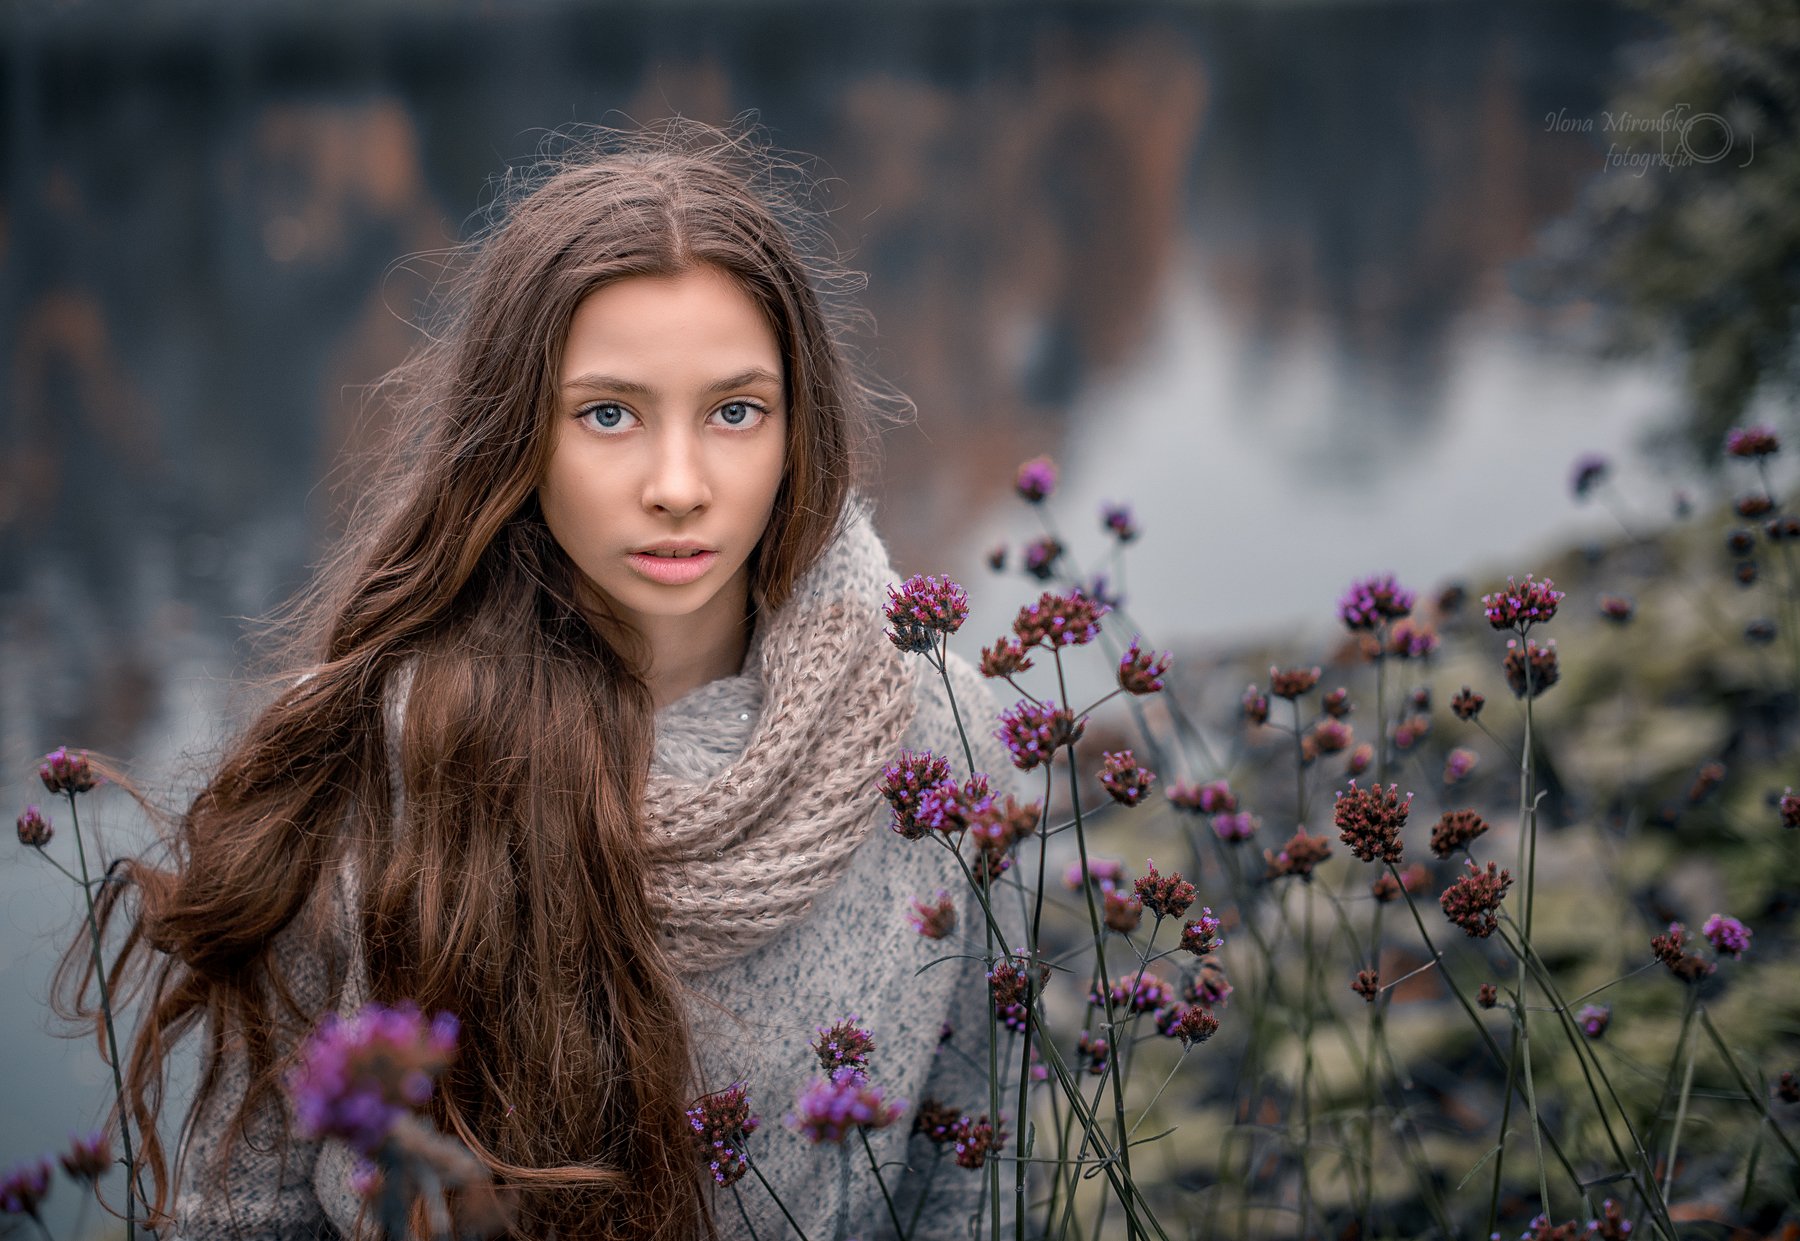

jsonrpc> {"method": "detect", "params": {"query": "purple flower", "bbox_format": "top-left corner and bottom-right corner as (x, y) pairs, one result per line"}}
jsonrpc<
(785, 1067), (904, 1145)
(1101, 502), (1138, 542)
(16, 805), (52, 848)
(1118, 639), (1170, 694)
(913, 775), (993, 836)
(1481, 574), (1564, 632)
(877, 750), (953, 840)
(1783, 787), (1800, 829)
(1702, 913), (1752, 958)
(1268, 665), (1321, 700)
(1180, 909), (1223, 956)
(1503, 638), (1560, 699)
(907, 891), (957, 940)
(1724, 424), (1780, 459)
(1185, 958), (1233, 1008)
(687, 1081), (761, 1187)
(1063, 856), (1125, 892)
(284, 1002), (459, 1156)
(1333, 780), (1412, 864)
(1099, 750), (1156, 807)
(995, 701), (1084, 771)
(951, 1113), (1006, 1169)
(812, 1016), (877, 1079)
(1133, 860), (1196, 920)
(1241, 685), (1270, 726)
(1578, 1004), (1611, 1038)
(1090, 971), (1172, 1014)
(38, 746), (98, 796)
(1211, 811), (1259, 843)
(1021, 536), (1063, 581)
(1599, 595), (1634, 624)
(988, 955), (1050, 1033)
(980, 636), (1034, 678)
(1443, 748), (1478, 784)
(1155, 1004), (1219, 1049)
(58, 1130), (111, 1183)
(1571, 453), (1609, 500)
(1439, 861), (1513, 938)
(1387, 620), (1439, 660)
(1651, 922), (1716, 983)
(883, 575), (969, 654)
(1168, 778), (1236, 814)
(0, 1157), (52, 1217)
(1338, 574), (1417, 631)
(1013, 590), (1108, 648)
(1015, 456), (1058, 503)
(1450, 687), (1485, 720)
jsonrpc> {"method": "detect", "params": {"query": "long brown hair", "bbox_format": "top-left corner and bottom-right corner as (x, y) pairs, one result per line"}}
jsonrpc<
(56, 117), (887, 1239)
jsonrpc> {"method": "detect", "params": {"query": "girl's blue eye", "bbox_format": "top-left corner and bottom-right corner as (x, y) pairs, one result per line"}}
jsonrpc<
(715, 401), (762, 428)
(581, 402), (633, 431)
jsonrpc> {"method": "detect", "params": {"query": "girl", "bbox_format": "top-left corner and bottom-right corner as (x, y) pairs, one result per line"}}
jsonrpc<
(69, 120), (1024, 1240)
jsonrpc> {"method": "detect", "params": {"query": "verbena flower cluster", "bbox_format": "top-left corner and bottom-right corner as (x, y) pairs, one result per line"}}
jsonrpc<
(285, 1002), (460, 1156)
(877, 750), (953, 840)
(1118, 639), (1170, 694)
(1430, 809), (1488, 858)
(1099, 750), (1155, 807)
(686, 1081), (760, 1187)
(38, 746), (98, 795)
(1333, 780), (1412, 864)
(1481, 574), (1564, 632)
(1265, 831), (1333, 880)
(883, 574), (969, 654)
(811, 1015), (876, 1079)
(1338, 574), (1416, 631)
(1503, 638), (1559, 699)
(1440, 861), (1512, 938)
(1132, 860), (1196, 920)
(785, 1067), (905, 1145)
(1013, 590), (1108, 649)
(996, 701), (1084, 771)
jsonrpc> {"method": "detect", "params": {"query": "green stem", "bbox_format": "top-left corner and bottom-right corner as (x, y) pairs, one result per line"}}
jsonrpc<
(745, 1151), (813, 1241)
(904, 1147), (944, 1241)
(857, 1126), (906, 1241)
(1660, 1011), (1699, 1206)
(67, 793), (139, 1241)
(1697, 1007), (1800, 1172)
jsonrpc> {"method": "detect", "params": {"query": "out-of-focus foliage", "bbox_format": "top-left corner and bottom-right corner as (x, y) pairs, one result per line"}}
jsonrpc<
(1528, 0), (1800, 461)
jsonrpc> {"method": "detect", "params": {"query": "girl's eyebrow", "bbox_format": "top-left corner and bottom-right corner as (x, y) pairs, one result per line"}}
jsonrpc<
(562, 366), (782, 397)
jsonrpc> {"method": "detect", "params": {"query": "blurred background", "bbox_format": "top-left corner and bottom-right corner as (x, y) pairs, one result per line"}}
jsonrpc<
(5, 0), (1796, 1234)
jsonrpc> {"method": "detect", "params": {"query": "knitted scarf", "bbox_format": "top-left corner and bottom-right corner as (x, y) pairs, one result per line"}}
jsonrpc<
(642, 505), (920, 976)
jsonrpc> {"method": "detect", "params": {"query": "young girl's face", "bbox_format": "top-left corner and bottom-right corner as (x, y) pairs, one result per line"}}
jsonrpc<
(540, 265), (788, 639)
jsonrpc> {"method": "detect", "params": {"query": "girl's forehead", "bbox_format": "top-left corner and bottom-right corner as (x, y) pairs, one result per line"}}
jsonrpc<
(560, 268), (783, 391)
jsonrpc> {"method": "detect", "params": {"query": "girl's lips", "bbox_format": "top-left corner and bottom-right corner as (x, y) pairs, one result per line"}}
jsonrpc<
(626, 550), (718, 585)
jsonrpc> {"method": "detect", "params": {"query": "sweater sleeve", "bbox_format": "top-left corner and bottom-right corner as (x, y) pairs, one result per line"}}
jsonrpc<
(888, 652), (1028, 1241)
(174, 890), (348, 1240)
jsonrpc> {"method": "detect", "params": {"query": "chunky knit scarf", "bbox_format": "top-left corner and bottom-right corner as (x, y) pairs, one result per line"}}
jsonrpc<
(642, 505), (919, 976)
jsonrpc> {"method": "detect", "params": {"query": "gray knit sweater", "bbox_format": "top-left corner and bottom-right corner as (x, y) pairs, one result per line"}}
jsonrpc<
(174, 635), (1027, 1241)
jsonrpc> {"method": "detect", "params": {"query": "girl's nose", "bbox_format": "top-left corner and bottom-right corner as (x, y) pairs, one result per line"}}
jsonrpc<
(641, 429), (711, 517)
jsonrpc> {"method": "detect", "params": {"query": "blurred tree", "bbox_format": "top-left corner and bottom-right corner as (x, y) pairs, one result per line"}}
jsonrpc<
(1525, 0), (1800, 463)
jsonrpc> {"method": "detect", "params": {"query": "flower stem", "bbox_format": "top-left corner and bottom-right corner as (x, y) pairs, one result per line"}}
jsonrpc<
(67, 792), (139, 1241)
(745, 1151), (814, 1241)
(1512, 635), (1549, 1221)
(904, 1146), (944, 1241)
(857, 1126), (906, 1240)
(1660, 1008), (1699, 1207)
(1697, 1006), (1800, 1172)
(1064, 746), (1141, 1241)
